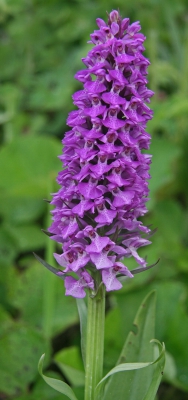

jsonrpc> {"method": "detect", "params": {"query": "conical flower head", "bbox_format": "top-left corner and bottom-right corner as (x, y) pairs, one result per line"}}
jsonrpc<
(49, 10), (154, 298)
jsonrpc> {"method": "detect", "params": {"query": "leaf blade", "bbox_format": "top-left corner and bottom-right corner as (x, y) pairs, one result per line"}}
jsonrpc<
(33, 253), (65, 280)
(142, 341), (165, 400)
(97, 340), (165, 382)
(101, 290), (159, 400)
(38, 354), (78, 400)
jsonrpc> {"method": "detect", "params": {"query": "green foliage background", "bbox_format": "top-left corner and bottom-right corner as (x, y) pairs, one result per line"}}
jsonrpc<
(0, 0), (188, 399)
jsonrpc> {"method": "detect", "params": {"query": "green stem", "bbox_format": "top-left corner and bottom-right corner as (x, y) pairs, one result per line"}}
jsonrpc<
(84, 282), (106, 400)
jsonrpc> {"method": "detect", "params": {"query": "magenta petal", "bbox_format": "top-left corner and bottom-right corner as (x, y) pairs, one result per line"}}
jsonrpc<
(96, 18), (106, 28)
(85, 235), (110, 253)
(61, 219), (78, 239)
(102, 269), (122, 291)
(65, 276), (86, 298)
(116, 54), (135, 64)
(108, 69), (128, 84)
(84, 105), (106, 117)
(112, 189), (134, 207)
(80, 270), (95, 289)
(67, 110), (86, 126)
(95, 208), (116, 224)
(90, 253), (115, 269)
(111, 22), (119, 35)
(130, 248), (147, 266)
(71, 254), (90, 271)
(74, 69), (91, 82)
(114, 262), (134, 278)
(107, 171), (131, 187)
(102, 92), (126, 105)
(54, 253), (67, 268)
(84, 80), (106, 93)
(103, 117), (126, 129)
(112, 245), (127, 255)
(78, 182), (105, 199)
(121, 17), (130, 31)
(89, 162), (111, 177)
(72, 199), (93, 217)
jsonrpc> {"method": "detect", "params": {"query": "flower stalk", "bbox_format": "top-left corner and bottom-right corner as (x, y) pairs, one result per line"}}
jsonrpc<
(84, 280), (105, 400)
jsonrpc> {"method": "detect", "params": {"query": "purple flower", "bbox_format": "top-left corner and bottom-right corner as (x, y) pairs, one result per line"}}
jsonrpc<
(48, 10), (154, 298)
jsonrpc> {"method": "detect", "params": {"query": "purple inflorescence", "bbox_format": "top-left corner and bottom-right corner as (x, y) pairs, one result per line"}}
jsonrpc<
(49, 10), (154, 298)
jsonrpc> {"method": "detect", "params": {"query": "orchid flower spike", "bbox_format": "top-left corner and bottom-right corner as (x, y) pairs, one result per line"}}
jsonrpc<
(48, 10), (154, 298)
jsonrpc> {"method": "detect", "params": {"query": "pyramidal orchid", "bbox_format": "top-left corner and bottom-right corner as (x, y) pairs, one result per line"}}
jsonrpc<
(49, 10), (154, 298)
(37, 11), (166, 400)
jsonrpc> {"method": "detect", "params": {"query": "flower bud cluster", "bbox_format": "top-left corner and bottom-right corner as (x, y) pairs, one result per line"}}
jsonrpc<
(49, 10), (154, 298)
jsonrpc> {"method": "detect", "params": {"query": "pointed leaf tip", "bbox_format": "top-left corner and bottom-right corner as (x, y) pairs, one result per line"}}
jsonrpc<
(41, 229), (53, 237)
(131, 259), (160, 275)
(33, 253), (65, 280)
(38, 353), (78, 400)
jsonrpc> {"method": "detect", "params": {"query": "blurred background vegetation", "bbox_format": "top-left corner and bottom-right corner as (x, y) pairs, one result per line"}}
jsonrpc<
(0, 0), (188, 399)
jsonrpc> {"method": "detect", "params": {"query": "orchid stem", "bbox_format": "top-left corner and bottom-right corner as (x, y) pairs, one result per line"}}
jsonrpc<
(84, 281), (105, 400)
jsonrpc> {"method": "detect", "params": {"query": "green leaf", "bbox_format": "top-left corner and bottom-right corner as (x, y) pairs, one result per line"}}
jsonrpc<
(0, 136), (61, 198)
(0, 305), (14, 336)
(119, 259), (160, 281)
(154, 282), (188, 388)
(148, 137), (180, 209)
(0, 197), (45, 224)
(0, 225), (18, 264)
(54, 346), (85, 387)
(15, 370), (69, 400)
(142, 341), (165, 400)
(76, 298), (87, 368)
(101, 290), (165, 400)
(163, 351), (188, 392)
(38, 354), (78, 400)
(8, 261), (78, 334)
(0, 326), (49, 397)
(6, 224), (46, 252)
(34, 253), (65, 280)
(97, 340), (165, 387)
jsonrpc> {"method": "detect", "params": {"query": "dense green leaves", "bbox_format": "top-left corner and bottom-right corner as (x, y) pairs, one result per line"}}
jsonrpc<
(0, 0), (188, 399)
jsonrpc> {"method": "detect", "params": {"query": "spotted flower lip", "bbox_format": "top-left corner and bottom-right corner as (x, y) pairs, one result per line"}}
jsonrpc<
(48, 10), (154, 298)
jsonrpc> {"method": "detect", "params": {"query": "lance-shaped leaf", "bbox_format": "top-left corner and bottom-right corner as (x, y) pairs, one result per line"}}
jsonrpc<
(38, 354), (78, 400)
(96, 340), (165, 398)
(41, 228), (53, 237)
(99, 290), (165, 400)
(131, 259), (160, 275)
(119, 259), (160, 282)
(142, 341), (165, 400)
(33, 253), (65, 280)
